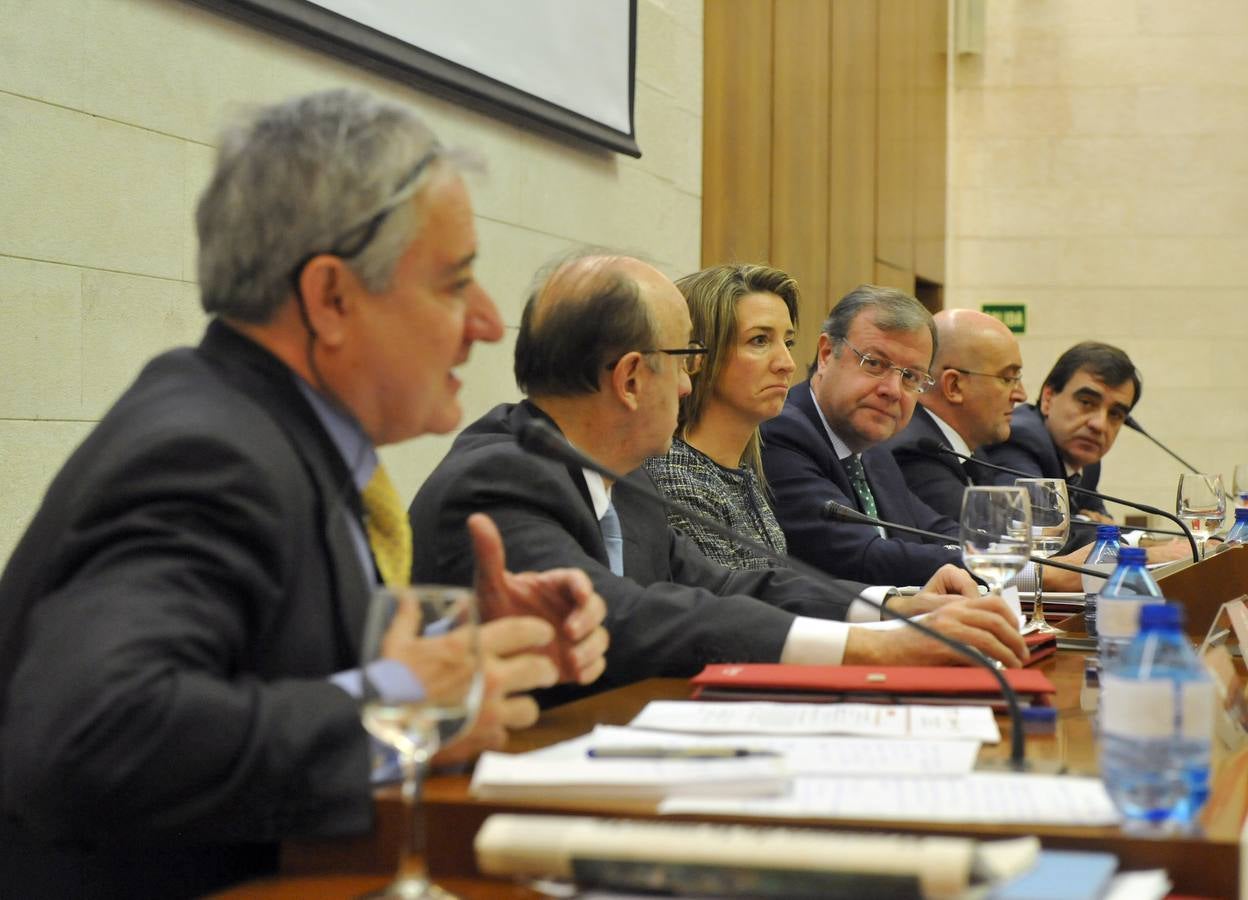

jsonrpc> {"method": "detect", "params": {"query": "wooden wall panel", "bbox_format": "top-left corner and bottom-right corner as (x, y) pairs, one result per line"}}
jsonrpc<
(874, 259), (917, 295)
(772, 0), (831, 370)
(828, 0), (880, 310)
(702, 0), (774, 266)
(914, 0), (948, 283)
(875, 0), (917, 275)
(701, 0), (947, 335)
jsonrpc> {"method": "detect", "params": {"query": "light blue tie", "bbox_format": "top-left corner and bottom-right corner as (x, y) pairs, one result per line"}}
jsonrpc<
(599, 500), (625, 576)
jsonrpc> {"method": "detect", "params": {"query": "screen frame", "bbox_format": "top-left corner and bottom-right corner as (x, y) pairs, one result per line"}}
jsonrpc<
(187, 0), (641, 157)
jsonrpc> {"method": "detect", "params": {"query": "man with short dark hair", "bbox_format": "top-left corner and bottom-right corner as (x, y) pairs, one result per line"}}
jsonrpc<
(0, 90), (607, 898)
(980, 341), (1140, 523)
(760, 285), (966, 586)
(410, 257), (1028, 706)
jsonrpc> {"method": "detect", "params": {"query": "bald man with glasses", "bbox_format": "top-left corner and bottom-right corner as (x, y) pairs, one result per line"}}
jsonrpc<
(884, 309), (1028, 522)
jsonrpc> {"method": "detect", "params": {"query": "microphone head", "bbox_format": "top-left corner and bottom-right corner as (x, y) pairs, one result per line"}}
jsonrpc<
(515, 417), (627, 484)
(1124, 415), (1143, 433)
(821, 500), (877, 526)
(515, 418), (568, 458)
(915, 437), (950, 457)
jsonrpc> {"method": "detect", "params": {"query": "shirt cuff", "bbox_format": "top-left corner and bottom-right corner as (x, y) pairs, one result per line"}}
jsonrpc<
(848, 585), (895, 623)
(781, 616), (852, 666)
(329, 659), (425, 703)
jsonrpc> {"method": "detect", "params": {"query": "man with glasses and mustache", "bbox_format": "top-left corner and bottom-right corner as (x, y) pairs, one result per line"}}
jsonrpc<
(0, 90), (608, 898)
(761, 285), (971, 586)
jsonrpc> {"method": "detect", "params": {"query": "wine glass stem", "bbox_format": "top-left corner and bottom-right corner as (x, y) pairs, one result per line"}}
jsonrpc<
(1031, 563), (1047, 625)
(396, 748), (432, 887)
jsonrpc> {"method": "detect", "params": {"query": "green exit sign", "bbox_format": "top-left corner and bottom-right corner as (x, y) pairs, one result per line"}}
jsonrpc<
(982, 304), (1026, 334)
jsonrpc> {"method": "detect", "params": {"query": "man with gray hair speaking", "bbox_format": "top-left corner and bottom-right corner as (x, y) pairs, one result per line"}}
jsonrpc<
(0, 90), (606, 898)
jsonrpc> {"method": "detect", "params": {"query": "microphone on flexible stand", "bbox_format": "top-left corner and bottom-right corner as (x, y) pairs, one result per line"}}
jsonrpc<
(515, 418), (1033, 769)
(820, 502), (1105, 580)
(914, 439), (1200, 562)
(1124, 416), (1201, 475)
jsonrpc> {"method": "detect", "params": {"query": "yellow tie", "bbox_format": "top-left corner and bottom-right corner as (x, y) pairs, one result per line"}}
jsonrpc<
(361, 463), (412, 588)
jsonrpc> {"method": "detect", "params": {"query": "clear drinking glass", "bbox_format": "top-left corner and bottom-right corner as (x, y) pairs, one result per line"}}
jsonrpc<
(1176, 474), (1226, 559)
(360, 585), (484, 899)
(1232, 464), (1248, 509)
(1015, 477), (1070, 635)
(960, 486), (1032, 624)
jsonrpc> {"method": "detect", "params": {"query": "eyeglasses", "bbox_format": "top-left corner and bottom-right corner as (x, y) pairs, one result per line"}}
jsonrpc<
(841, 342), (935, 394)
(606, 340), (708, 375)
(290, 146), (442, 285)
(327, 148), (443, 258)
(947, 368), (1024, 389)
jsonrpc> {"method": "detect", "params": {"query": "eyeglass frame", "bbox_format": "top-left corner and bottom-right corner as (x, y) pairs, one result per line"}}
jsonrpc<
(288, 145), (443, 292)
(839, 340), (936, 394)
(946, 367), (1025, 389)
(605, 340), (709, 375)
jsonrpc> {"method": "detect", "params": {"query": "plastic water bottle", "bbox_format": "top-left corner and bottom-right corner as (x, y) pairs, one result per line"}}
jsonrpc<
(1225, 507), (1248, 544)
(1096, 546), (1165, 666)
(1081, 525), (1121, 592)
(1081, 525), (1121, 640)
(1100, 604), (1214, 832)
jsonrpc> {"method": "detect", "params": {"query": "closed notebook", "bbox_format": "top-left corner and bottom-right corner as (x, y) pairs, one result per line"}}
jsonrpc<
(690, 664), (1057, 709)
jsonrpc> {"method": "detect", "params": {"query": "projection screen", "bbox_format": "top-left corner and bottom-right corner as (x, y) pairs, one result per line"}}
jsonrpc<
(190, 0), (640, 156)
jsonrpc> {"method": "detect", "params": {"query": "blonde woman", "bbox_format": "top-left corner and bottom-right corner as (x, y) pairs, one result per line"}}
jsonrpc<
(644, 264), (798, 569)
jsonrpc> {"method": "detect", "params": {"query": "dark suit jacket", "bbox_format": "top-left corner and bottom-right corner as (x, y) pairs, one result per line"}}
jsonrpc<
(759, 382), (962, 586)
(408, 401), (866, 706)
(0, 322), (374, 899)
(980, 403), (1107, 548)
(884, 405), (974, 522)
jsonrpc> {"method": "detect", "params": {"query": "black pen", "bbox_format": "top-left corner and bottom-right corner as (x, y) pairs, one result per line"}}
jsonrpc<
(587, 746), (779, 759)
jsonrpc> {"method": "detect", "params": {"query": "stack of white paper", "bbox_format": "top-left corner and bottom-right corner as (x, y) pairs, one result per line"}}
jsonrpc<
(469, 750), (790, 802)
(660, 772), (1120, 826)
(630, 699), (1002, 742)
(530, 725), (981, 777)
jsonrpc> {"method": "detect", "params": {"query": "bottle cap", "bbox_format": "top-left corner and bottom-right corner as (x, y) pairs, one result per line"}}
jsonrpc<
(1021, 705), (1057, 733)
(1118, 546), (1147, 565)
(1139, 602), (1180, 631)
(1095, 524), (1121, 540)
(1236, 508), (1248, 521)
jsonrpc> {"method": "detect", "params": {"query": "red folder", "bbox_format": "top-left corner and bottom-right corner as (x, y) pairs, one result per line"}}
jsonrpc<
(690, 664), (1057, 710)
(1025, 630), (1058, 665)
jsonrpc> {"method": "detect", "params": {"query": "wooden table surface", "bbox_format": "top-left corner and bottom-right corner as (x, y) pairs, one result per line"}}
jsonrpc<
(220, 639), (1240, 897)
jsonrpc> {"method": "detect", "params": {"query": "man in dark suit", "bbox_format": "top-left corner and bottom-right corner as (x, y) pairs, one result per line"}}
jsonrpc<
(761, 285), (967, 586)
(980, 342), (1139, 523)
(410, 255), (1028, 706)
(0, 90), (607, 899)
(885, 309), (1027, 522)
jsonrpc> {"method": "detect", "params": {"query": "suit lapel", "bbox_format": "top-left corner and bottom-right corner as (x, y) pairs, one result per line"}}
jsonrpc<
(789, 382), (857, 504)
(511, 402), (619, 572)
(197, 321), (370, 662)
(914, 407), (971, 485)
